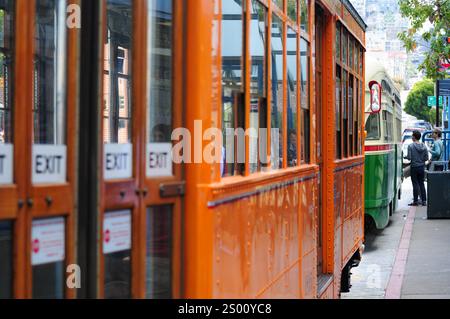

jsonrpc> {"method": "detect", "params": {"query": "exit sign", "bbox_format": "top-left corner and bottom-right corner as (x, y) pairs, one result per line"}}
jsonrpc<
(428, 96), (443, 107)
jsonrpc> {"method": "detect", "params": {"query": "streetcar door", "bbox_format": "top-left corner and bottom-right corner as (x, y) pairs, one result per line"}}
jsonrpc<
(314, 5), (324, 277)
(142, 0), (183, 299)
(0, 0), (78, 299)
(0, 0), (16, 299)
(98, 0), (183, 299)
(101, 0), (139, 299)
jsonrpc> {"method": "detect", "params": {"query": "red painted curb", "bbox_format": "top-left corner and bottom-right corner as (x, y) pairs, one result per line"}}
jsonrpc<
(385, 206), (416, 299)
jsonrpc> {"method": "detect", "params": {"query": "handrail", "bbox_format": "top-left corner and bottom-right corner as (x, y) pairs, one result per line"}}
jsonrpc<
(422, 130), (450, 162)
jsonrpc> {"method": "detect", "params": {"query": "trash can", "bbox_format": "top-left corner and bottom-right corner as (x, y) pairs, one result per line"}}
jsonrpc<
(427, 171), (450, 219)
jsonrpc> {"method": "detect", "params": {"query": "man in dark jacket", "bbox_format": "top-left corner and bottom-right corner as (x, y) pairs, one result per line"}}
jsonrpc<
(405, 130), (429, 206)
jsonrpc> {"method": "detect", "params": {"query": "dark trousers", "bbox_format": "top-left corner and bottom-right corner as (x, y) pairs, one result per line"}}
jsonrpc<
(411, 166), (426, 203)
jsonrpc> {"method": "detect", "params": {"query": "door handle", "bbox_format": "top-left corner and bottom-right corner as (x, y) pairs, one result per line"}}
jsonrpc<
(18, 199), (24, 209)
(26, 198), (34, 208)
(45, 196), (53, 207)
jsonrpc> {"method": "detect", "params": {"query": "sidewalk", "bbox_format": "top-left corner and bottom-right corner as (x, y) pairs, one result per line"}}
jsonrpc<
(401, 205), (450, 298)
(343, 178), (450, 299)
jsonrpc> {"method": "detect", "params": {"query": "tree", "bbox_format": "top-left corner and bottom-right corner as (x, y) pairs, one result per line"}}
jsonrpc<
(404, 78), (435, 121)
(398, 0), (450, 80)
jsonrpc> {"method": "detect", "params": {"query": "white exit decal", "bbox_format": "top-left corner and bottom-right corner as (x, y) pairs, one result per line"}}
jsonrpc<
(104, 143), (133, 180)
(32, 145), (67, 184)
(147, 143), (173, 178)
(0, 144), (13, 185)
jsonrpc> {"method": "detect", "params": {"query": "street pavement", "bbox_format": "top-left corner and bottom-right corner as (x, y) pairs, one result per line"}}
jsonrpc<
(342, 177), (450, 299)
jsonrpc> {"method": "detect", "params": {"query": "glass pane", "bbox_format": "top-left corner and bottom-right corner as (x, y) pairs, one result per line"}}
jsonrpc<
(0, 1), (14, 145)
(34, 0), (67, 145)
(287, 28), (298, 167)
(148, 0), (173, 144)
(273, 0), (283, 10)
(342, 30), (347, 65)
(32, 217), (65, 299)
(271, 14), (284, 170)
(300, 0), (308, 32)
(32, 262), (64, 299)
(104, 0), (132, 144)
(335, 24), (340, 62)
(0, 221), (12, 299)
(104, 210), (132, 299)
(146, 205), (173, 299)
(365, 113), (380, 140)
(300, 38), (310, 163)
(249, 0), (267, 174)
(349, 38), (353, 69)
(287, 0), (297, 22)
(221, 0), (243, 177)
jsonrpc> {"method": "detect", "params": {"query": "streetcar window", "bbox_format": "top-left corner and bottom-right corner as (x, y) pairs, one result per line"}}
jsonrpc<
(348, 38), (353, 69)
(0, 221), (13, 299)
(342, 71), (348, 156)
(348, 74), (354, 157)
(147, 0), (173, 145)
(103, 0), (132, 145)
(365, 113), (380, 140)
(300, 0), (308, 33)
(287, 27), (298, 167)
(34, 0), (67, 145)
(342, 30), (347, 65)
(146, 205), (173, 299)
(336, 65), (342, 159)
(0, 2), (13, 145)
(273, 0), (283, 10)
(335, 24), (340, 62)
(287, 0), (298, 22)
(249, 0), (267, 173)
(221, 0), (244, 177)
(271, 14), (284, 169)
(300, 38), (310, 164)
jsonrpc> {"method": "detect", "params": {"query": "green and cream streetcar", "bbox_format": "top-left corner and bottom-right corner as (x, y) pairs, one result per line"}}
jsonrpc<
(364, 63), (403, 231)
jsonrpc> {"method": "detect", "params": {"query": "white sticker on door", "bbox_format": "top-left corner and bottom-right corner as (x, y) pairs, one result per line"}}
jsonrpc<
(32, 144), (67, 184)
(103, 210), (132, 254)
(31, 217), (65, 266)
(104, 143), (133, 180)
(147, 143), (173, 177)
(0, 144), (13, 185)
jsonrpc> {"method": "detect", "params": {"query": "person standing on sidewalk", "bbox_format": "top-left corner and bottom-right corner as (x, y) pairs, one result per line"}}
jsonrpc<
(405, 130), (429, 206)
(430, 128), (444, 171)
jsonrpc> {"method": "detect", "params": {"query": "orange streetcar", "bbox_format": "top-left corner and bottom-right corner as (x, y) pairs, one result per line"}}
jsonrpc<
(0, 0), (366, 299)
(183, 0), (367, 299)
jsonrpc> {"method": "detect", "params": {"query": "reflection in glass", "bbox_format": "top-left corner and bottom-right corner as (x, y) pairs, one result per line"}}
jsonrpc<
(0, 1), (13, 144)
(271, 14), (284, 170)
(287, 0), (297, 22)
(287, 28), (298, 167)
(148, 0), (173, 144)
(221, 0), (243, 177)
(335, 24), (340, 62)
(273, 0), (284, 10)
(104, 0), (132, 144)
(300, 0), (308, 32)
(146, 205), (173, 299)
(249, 0), (267, 173)
(34, 0), (67, 145)
(300, 38), (310, 164)
(0, 221), (12, 299)
(342, 31), (347, 65)
(349, 38), (353, 69)
(32, 261), (64, 299)
(336, 65), (342, 159)
(105, 250), (131, 299)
